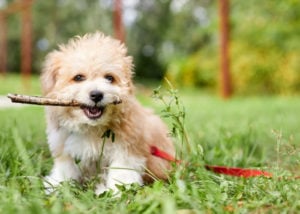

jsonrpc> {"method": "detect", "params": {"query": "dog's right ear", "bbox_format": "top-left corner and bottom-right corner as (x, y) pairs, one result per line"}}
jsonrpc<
(40, 51), (61, 96)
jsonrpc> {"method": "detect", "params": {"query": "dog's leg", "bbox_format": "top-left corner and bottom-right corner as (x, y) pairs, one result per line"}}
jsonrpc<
(44, 155), (81, 194)
(43, 125), (82, 193)
(95, 155), (145, 195)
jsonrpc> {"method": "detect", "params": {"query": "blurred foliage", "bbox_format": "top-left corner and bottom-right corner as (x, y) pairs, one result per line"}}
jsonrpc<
(2, 0), (300, 95)
(230, 0), (300, 95)
(6, 0), (112, 72)
(165, 0), (300, 95)
(127, 0), (213, 80)
(127, 0), (172, 79)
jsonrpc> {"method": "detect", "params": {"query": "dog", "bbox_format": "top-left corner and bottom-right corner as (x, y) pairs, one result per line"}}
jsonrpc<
(41, 32), (175, 194)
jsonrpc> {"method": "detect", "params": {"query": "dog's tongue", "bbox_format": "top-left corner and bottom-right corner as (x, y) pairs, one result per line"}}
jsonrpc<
(89, 107), (100, 114)
(82, 106), (103, 119)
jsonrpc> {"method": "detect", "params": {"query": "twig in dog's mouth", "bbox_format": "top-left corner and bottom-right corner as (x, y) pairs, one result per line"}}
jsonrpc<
(7, 93), (122, 107)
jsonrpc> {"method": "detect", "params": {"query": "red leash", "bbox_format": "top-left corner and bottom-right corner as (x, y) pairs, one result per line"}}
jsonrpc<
(204, 165), (272, 178)
(150, 146), (181, 164)
(150, 146), (272, 178)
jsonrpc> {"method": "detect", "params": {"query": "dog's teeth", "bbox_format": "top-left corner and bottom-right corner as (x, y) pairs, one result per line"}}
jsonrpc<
(82, 106), (103, 119)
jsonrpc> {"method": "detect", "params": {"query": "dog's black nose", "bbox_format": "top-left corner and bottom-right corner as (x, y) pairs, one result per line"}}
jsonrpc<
(90, 90), (103, 103)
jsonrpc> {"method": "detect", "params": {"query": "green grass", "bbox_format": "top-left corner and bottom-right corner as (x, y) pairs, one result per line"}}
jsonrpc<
(0, 74), (41, 95)
(1, 77), (300, 212)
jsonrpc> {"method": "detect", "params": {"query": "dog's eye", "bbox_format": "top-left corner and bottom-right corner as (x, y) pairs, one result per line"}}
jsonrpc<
(104, 74), (114, 83)
(73, 74), (86, 82)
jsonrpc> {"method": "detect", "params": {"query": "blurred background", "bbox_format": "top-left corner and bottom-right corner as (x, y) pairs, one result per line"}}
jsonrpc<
(0, 0), (299, 96)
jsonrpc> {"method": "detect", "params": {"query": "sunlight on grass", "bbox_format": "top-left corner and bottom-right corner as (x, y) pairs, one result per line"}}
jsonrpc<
(0, 74), (41, 95)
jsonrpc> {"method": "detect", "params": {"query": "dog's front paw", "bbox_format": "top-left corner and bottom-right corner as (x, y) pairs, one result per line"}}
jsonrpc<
(43, 175), (61, 194)
(95, 183), (122, 197)
(43, 163), (81, 194)
(95, 183), (108, 195)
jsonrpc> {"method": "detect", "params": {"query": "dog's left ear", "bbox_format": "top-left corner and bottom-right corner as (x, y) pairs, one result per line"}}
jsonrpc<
(40, 51), (61, 96)
(124, 56), (135, 94)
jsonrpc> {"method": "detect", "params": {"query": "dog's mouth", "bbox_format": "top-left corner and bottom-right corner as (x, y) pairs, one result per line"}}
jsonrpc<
(81, 106), (104, 120)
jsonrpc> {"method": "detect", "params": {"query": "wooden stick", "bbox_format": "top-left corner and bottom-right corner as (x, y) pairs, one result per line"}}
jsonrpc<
(7, 93), (83, 107)
(7, 93), (122, 107)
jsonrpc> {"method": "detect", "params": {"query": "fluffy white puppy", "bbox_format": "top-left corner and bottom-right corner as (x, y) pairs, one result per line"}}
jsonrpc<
(41, 32), (174, 194)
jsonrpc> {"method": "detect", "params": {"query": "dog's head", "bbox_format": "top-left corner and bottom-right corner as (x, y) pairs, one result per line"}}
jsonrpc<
(41, 32), (134, 128)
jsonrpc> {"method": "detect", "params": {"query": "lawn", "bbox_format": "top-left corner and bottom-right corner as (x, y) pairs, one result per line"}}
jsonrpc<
(1, 76), (300, 213)
(0, 74), (41, 95)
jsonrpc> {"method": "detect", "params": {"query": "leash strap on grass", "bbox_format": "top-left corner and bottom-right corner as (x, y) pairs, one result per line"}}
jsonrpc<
(204, 165), (272, 178)
(150, 145), (273, 178)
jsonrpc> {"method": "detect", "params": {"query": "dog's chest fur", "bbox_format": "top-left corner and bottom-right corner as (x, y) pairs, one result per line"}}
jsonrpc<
(61, 127), (137, 158)
(64, 131), (106, 162)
